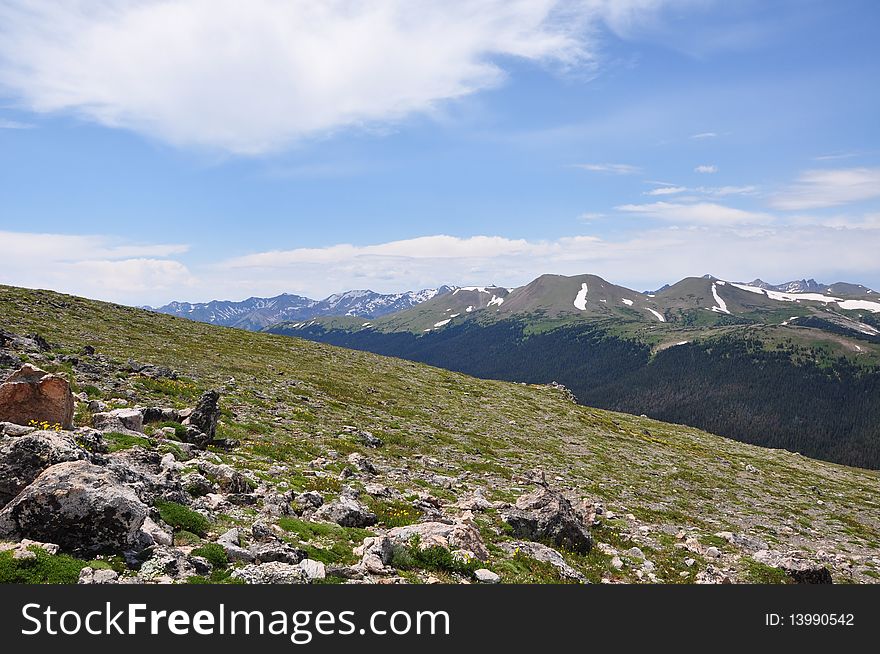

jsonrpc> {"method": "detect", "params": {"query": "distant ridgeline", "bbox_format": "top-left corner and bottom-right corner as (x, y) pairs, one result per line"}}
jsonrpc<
(266, 274), (880, 470)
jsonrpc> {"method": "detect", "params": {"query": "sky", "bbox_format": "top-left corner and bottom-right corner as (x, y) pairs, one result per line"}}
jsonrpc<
(0, 0), (879, 305)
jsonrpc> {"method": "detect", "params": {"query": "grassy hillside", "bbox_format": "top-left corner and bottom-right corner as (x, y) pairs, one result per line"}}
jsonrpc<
(2, 284), (880, 583)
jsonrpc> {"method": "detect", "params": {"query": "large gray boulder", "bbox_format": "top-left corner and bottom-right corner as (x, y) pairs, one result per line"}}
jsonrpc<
(0, 430), (89, 507)
(0, 364), (74, 429)
(0, 460), (148, 553)
(501, 484), (592, 554)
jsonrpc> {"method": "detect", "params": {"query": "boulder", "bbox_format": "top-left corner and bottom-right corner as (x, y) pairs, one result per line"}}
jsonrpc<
(0, 460), (148, 554)
(500, 541), (586, 582)
(231, 562), (308, 584)
(216, 528), (254, 562)
(356, 536), (394, 574)
(78, 567), (119, 584)
(92, 408), (144, 433)
(0, 364), (74, 429)
(386, 519), (489, 560)
(0, 421), (35, 437)
(293, 490), (324, 513)
(197, 461), (250, 494)
(314, 490), (377, 528)
(0, 430), (89, 507)
(299, 559), (326, 581)
(183, 390), (220, 441)
(501, 484), (592, 554)
(248, 541), (307, 565)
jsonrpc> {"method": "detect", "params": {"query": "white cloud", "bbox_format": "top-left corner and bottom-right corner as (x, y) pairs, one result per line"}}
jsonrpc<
(696, 185), (758, 196)
(3, 221), (878, 305)
(204, 226), (880, 299)
(0, 118), (33, 129)
(574, 162), (641, 174)
(770, 167), (880, 210)
(645, 186), (687, 196)
(615, 201), (772, 225)
(694, 164), (718, 174)
(690, 132), (717, 139)
(0, 231), (194, 304)
(0, 0), (680, 154)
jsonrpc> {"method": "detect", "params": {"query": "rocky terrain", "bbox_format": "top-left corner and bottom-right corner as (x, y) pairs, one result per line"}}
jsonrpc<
(1, 284), (879, 584)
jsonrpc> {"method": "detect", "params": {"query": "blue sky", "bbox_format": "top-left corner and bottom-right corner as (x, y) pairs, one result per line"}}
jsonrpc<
(1, 0), (878, 305)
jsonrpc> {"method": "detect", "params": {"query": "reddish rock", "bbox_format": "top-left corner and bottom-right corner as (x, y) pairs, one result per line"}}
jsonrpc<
(0, 364), (74, 429)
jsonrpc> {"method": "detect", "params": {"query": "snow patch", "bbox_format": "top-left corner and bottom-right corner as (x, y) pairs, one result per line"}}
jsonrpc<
(621, 298), (634, 306)
(646, 308), (666, 322)
(465, 306), (474, 313)
(433, 319), (451, 327)
(731, 283), (880, 313)
(710, 283), (730, 314)
(573, 283), (589, 310)
(488, 295), (504, 307)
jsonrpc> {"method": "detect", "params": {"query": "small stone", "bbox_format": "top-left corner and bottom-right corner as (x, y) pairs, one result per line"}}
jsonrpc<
(474, 568), (500, 584)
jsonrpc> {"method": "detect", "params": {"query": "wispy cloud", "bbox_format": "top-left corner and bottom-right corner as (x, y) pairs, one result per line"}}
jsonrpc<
(0, 118), (33, 129)
(770, 167), (880, 210)
(0, 231), (193, 305)
(645, 186), (687, 196)
(690, 132), (717, 139)
(615, 201), (772, 225)
(0, 0), (680, 155)
(3, 218), (878, 305)
(696, 185), (758, 196)
(574, 162), (641, 175)
(694, 164), (718, 174)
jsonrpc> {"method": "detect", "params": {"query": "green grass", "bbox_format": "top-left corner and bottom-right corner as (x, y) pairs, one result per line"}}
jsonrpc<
(277, 517), (371, 565)
(191, 543), (228, 569)
(390, 538), (479, 577)
(741, 558), (793, 584)
(154, 500), (211, 537)
(0, 548), (89, 584)
(365, 497), (422, 528)
(104, 432), (152, 452)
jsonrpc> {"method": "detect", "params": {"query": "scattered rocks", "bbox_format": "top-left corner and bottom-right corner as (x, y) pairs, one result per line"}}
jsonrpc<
(0, 364), (74, 429)
(0, 460), (148, 554)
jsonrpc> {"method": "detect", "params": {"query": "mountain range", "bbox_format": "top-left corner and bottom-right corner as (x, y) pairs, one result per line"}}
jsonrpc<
(261, 273), (880, 469)
(146, 287), (454, 331)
